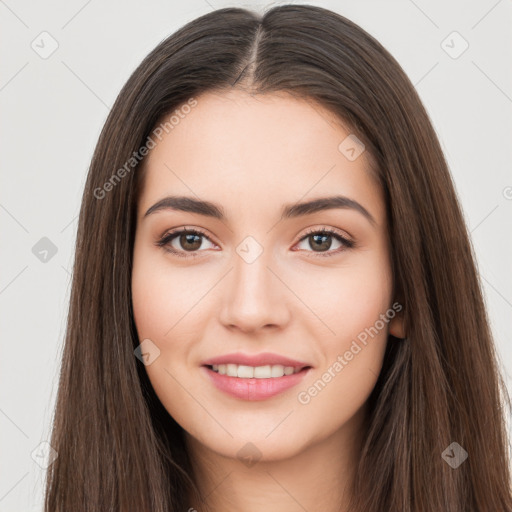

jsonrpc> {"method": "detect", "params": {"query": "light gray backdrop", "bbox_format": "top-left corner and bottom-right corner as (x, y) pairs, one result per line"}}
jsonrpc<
(1, 0), (511, 509)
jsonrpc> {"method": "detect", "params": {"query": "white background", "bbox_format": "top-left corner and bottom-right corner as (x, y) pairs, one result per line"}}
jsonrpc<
(1, 0), (511, 509)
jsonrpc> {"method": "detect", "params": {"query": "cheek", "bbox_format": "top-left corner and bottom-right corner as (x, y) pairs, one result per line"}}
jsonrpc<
(131, 268), (169, 339)
(131, 244), (211, 379)
(295, 292), (392, 436)
(131, 255), (204, 432)
(290, 255), (393, 342)
(131, 246), (201, 339)
(292, 253), (393, 415)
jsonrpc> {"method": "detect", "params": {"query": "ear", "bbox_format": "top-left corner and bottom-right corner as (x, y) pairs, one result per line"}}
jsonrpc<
(389, 308), (406, 339)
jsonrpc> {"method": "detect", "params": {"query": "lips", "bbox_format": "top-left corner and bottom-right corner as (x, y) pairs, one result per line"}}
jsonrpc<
(201, 365), (312, 401)
(201, 351), (312, 370)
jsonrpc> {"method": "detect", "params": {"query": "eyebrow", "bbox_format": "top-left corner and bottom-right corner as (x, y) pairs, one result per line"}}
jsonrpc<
(143, 195), (376, 226)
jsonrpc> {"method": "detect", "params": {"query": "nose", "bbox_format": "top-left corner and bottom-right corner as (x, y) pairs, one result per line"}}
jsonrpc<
(218, 248), (291, 333)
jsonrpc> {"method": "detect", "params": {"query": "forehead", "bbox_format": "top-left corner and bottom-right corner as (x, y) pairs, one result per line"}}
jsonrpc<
(138, 89), (384, 225)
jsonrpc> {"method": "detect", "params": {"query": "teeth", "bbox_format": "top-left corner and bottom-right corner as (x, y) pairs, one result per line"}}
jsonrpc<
(211, 363), (302, 378)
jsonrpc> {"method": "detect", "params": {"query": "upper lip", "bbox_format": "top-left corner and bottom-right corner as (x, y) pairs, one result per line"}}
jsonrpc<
(202, 352), (312, 369)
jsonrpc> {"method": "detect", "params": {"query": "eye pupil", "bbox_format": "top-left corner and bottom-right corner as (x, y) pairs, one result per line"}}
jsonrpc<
(310, 234), (332, 251)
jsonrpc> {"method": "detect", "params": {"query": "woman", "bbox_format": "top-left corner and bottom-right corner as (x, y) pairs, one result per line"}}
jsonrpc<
(44, 4), (512, 511)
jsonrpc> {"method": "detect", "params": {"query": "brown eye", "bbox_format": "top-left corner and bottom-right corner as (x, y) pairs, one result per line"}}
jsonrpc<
(176, 232), (203, 251)
(156, 228), (215, 258)
(308, 233), (334, 251)
(295, 228), (354, 257)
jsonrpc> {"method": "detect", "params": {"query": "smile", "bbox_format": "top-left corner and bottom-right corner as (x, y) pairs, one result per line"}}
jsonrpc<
(209, 363), (304, 378)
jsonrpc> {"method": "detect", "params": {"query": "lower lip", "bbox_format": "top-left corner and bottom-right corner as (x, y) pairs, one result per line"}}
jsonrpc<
(201, 365), (311, 401)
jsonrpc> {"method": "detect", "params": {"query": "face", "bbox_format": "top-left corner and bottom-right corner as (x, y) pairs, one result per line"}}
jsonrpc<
(131, 89), (404, 463)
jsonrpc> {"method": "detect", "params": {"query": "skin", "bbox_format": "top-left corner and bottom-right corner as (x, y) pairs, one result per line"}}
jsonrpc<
(131, 89), (405, 511)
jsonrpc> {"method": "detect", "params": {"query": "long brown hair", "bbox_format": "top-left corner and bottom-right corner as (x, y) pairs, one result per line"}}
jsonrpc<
(44, 5), (512, 511)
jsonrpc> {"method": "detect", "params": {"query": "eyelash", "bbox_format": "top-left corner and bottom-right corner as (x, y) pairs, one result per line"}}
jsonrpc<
(155, 226), (355, 259)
